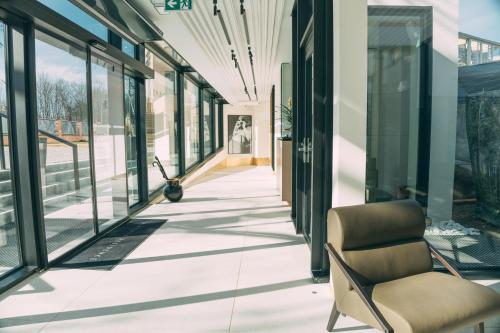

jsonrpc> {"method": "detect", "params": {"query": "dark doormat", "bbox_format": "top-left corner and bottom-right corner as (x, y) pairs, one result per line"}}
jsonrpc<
(56, 219), (167, 271)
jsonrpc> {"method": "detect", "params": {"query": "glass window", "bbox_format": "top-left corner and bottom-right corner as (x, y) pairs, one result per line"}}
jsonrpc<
(35, 31), (94, 260)
(122, 38), (136, 59)
(0, 22), (22, 276)
(145, 50), (179, 193)
(38, 0), (108, 41)
(448, 0), (500, 270)
(218, 103), (224, 149)
(214, 102), (220, 149)
(184, 78), (200, 169)
(470, 40), (481, 65)
(203, 94), (213, 157)
(91, 56), (128, 231)
(493, 45), (500, 61)
(458, 37), (468, 66)
(124, 75), (139, 206)
(366, 8), (431, 204)
(481, 42), (491, 63)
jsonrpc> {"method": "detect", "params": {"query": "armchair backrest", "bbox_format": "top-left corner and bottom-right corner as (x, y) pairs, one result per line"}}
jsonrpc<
(327, 200), (432, 297)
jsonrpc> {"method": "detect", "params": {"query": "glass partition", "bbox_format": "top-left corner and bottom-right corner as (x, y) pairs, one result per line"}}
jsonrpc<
(91, 55), (128, 231)
(124, 75), (139, 206)
(203, 94), (213, 157)
(145, 50), (179, 193)
(214, 102), (220, 149)
(184, 78), (200, 169)
(366, 7), (431, 205)
(0, 21), (22, 276)
(35, 31), (94, 260)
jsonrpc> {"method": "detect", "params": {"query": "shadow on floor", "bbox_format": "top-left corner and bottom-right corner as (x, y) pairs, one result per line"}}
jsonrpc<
(0, 278), (314, 328)
(55, 239), (305, 269)
(137, 204), (289, 219)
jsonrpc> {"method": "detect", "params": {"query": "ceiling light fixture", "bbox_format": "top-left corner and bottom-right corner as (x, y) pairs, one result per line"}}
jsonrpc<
(240, 0), (251, 45)
(248, 47), (258, 101)
(214, 0), (232, 46)
(231, 50), (251, 101)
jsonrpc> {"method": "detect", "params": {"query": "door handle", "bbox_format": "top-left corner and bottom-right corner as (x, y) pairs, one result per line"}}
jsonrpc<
(298, 138), (312, 163)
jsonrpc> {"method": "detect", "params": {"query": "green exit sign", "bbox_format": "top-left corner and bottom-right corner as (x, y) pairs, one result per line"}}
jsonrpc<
(165, 0), (192, 11)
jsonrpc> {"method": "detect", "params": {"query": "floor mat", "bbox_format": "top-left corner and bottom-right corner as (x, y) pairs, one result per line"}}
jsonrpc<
(56, 219), (167, 271)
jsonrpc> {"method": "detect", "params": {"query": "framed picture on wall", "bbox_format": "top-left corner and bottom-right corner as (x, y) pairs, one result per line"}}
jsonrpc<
(228, 115), (252, 154)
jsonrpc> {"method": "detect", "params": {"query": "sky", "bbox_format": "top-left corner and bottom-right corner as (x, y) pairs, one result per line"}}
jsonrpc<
(459, 0), (500, 42)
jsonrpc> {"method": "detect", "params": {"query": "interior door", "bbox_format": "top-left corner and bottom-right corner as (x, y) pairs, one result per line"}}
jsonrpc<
(298, 28), (314, 243)
(303, 56), (314, 240)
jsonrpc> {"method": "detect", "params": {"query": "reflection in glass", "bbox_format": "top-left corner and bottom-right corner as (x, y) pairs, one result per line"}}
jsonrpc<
(184, 78), (200, 169)
(0, 22), (22, 276)
(38, 0), (108, 41)
(214, 102), (220, 149)
(366, 8), (431, 204)
(35, 31), (94, 260)
(458, 38), (468, 66)
(145, 50), (179, 193)
(122, 39), (136, 59)
(91, 56), (128, 231)
(203, 95), (213, 157)
(124, 75), (139, 206)
(470, 40), (481, 65)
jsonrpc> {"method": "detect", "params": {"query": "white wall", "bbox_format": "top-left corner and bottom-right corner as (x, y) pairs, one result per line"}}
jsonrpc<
(224, 103), (271, 159)
(332, 0), (368, 208)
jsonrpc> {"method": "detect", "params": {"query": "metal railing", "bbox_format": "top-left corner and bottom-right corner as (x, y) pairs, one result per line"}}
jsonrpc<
(0, 113), (80, 191)
(38, 128), (80, 191)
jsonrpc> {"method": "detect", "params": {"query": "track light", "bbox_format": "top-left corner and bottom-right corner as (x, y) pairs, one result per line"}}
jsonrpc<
(217, 10), (232, 45)
(240, 0), (251, 45)
(230, 50), (251, 101)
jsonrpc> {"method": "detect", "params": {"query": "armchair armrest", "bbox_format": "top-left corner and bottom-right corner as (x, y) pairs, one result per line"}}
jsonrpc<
(426, 242), (464, 279)
(324, 243), (394, 333)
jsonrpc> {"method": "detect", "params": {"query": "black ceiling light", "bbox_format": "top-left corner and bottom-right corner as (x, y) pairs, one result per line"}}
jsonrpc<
(214, 0), (231, 45)
(231, 50), (251, 101)
(240, 0), (251, 45)
(248, 46), (258, 101)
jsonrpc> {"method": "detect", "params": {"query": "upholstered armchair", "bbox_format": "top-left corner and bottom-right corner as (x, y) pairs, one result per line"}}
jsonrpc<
(325, 200), (500, 333)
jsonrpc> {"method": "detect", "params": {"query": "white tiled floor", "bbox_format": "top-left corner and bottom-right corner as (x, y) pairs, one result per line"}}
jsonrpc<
(0, 166), (498, 333)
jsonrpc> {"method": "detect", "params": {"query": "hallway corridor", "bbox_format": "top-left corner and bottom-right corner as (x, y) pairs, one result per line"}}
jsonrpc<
(0, 167), (333, 332)
(1, 166), (499, 332)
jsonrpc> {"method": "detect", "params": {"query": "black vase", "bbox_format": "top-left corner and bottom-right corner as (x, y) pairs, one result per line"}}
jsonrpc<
(163, 179), (183, 202)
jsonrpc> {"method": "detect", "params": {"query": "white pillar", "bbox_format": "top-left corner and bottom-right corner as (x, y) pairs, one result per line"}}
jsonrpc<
(426, 0), (459, 223)
(332, 0), (368, 208)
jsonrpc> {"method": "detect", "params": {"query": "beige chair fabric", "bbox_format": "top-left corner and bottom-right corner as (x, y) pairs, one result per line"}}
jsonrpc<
(327, 200), (500, 333)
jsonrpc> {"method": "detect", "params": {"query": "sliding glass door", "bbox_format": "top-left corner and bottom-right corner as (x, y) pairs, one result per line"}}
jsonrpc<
(35, 31), (95, 260)
(145, 51), (179, 193)
(124, 75), (140, 206)
(91, 55), (128, 231)
(34, 33), (133, 260)
(203, 94), (213, 157)
(184, 78), (200, 169)
(0, 21), (22, 276)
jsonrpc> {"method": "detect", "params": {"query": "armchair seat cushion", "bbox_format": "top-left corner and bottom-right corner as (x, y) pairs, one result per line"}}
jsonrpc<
(371, 271), (500, 333)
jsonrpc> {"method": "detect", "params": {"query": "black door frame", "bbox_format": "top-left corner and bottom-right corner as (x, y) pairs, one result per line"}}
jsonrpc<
(292, 0), (333, 279)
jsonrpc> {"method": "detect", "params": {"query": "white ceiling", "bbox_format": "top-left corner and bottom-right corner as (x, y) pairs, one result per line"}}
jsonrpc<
(132, 0), (294, 105)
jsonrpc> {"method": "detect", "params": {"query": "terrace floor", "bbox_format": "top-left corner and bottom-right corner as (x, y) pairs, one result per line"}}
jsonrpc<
(0, 166), (498, 332)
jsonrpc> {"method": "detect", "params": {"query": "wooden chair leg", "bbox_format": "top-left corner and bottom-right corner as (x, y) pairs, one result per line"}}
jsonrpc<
(327, 302), (341, 332)
(474, 322), (485, 333)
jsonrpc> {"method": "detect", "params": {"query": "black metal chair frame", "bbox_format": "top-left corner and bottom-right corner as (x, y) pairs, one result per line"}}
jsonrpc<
(324, 242), (485, 333)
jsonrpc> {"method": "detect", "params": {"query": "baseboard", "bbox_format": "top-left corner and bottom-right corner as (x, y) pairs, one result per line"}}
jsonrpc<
(252, 157), (271, 166)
